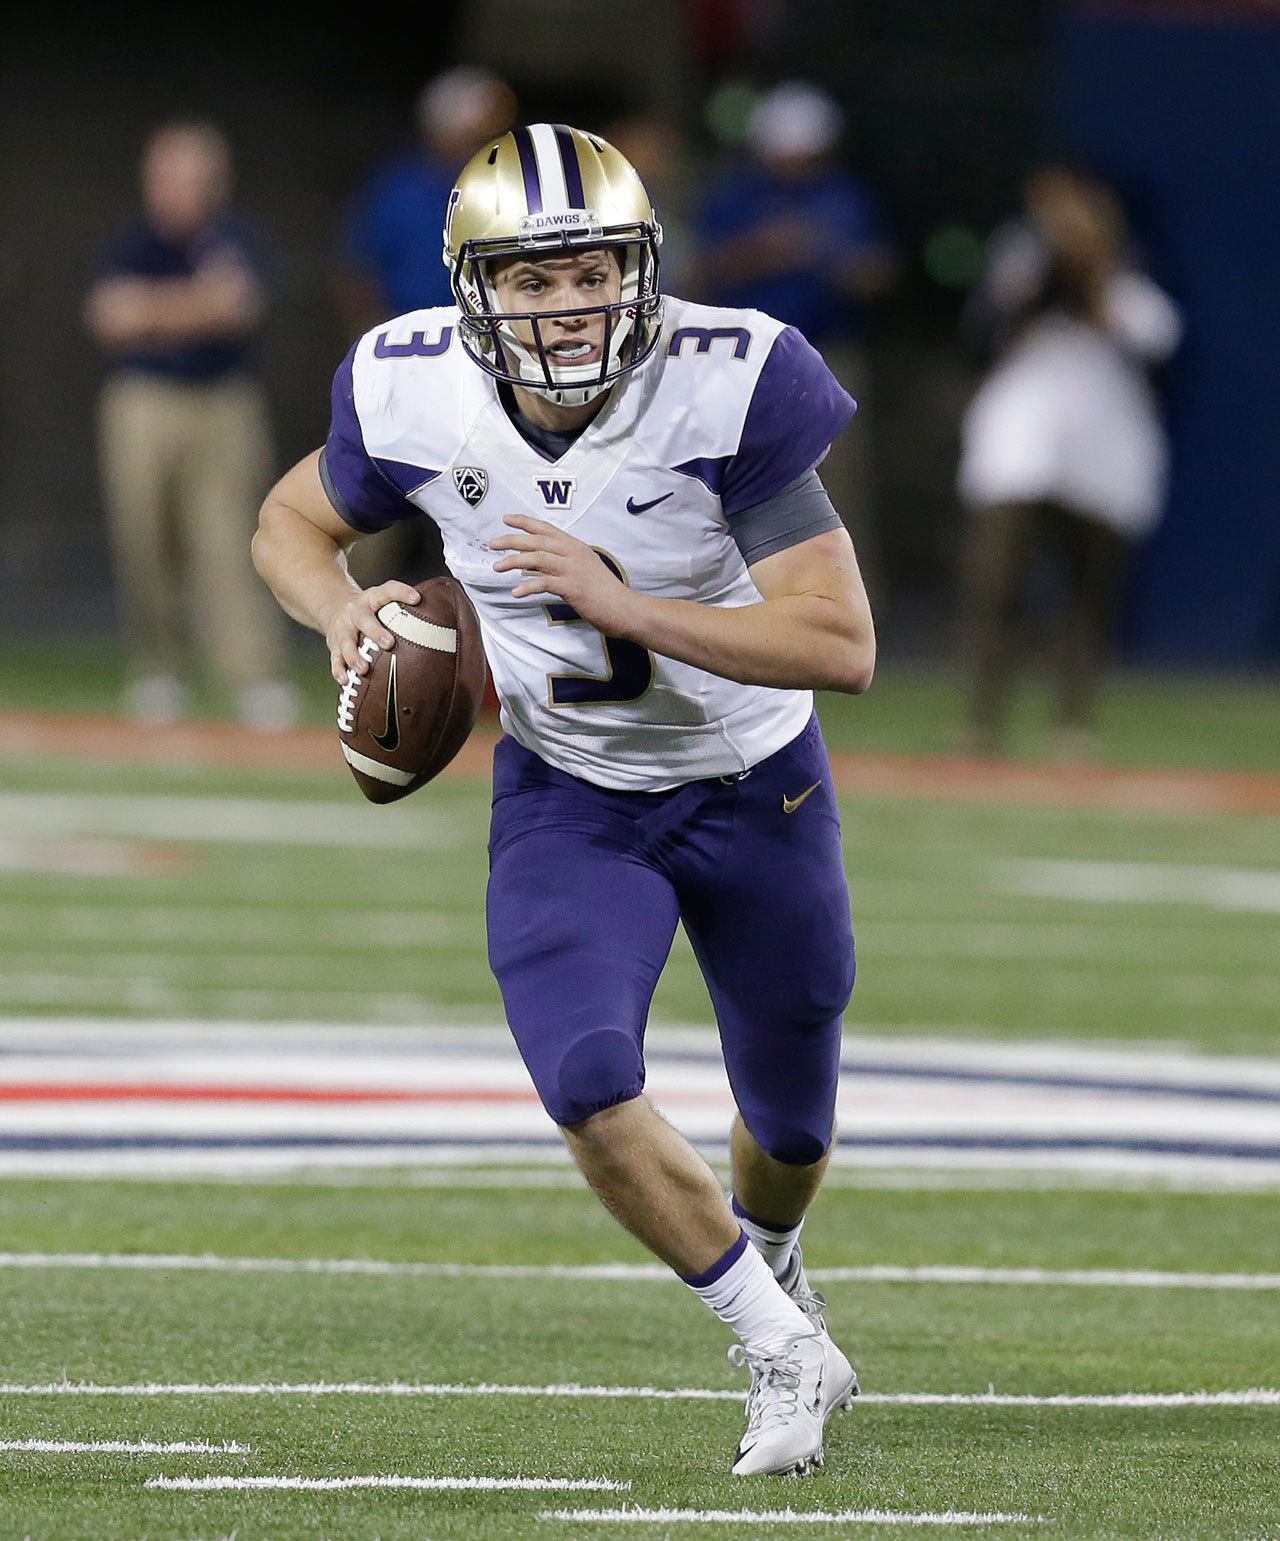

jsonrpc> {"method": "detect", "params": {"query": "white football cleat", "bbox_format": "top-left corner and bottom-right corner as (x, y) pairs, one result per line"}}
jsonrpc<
(778, 1245), (828, 1331)
(728, 1329), (859, 1477)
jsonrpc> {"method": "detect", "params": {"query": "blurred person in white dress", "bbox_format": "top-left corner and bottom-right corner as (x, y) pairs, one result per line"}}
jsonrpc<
(956, 162), (1181, 760)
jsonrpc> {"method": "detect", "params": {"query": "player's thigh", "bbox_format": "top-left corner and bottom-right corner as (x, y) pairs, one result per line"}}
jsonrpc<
(487, 790), (680, 1126)
(681, 717), (854, 1161)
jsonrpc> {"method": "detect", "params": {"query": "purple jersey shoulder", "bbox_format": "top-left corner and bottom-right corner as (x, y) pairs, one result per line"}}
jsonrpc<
(722, 327), (856, 517)
(322, 344), (437, 532)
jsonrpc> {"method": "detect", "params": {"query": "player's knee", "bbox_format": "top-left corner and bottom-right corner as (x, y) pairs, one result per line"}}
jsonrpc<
(551, 1027), (645, 1127)
(750, 1115), (832, 1168)
(780, 946), (856, 1028)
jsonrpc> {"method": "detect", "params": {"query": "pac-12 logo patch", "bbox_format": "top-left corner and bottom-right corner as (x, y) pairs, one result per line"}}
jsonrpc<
(453, 466), (489, 507)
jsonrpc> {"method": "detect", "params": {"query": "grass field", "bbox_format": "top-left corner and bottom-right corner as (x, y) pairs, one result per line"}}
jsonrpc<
(1, 656), (1277, 1536)
(3, 1179), (1279, 1539)
(2, 722), (1279, 1047)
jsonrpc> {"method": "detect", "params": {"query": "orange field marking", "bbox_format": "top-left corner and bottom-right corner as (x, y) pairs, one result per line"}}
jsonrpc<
(2, 709), (1279, 815)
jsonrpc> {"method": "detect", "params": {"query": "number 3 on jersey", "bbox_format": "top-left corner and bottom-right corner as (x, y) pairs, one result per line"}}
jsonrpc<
(545, 551), (655, 707)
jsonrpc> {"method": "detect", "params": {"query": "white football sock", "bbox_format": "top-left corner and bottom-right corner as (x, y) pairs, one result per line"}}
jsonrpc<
(681, 1233), (812, 1353)
(732, 1195), (804, 1280)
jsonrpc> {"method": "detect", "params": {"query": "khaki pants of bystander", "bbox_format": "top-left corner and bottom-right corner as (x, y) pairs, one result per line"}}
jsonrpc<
(959, 499), (1130, 758)
(98, 372), (290, 695)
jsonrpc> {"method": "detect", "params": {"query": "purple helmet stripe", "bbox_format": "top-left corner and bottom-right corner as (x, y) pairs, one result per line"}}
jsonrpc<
(552, 124), (587, 209)
(512, 126), (543, 214)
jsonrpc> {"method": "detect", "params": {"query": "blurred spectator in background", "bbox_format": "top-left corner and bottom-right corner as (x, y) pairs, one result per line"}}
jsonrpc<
(84, 122), (298, 729)
(338, 66), (517, 335)
(337, 67), (516, 593)
(956, 162), (1182, 760)
(695, 82), (897, 598)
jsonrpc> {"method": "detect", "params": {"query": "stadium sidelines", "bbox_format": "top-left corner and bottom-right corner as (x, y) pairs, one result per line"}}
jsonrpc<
(6, 709), (1280, 814)
(0, 1018), (1276, 1184)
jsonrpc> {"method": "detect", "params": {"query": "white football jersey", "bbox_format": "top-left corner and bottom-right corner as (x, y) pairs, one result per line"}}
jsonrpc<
(323, 297), (855, 791)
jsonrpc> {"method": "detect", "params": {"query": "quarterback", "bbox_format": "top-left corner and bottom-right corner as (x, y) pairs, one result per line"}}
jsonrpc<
(253, 124), (875, 1476)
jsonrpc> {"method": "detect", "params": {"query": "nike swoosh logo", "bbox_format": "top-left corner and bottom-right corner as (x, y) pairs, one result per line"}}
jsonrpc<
(782, 781), (821, 814)
(371, 653), (400, 752)
(811, 1362), (825, 1415)
(626, 492), (674, 515)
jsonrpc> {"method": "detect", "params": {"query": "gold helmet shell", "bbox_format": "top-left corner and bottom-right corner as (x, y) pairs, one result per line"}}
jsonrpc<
(443, 124), (664, 405)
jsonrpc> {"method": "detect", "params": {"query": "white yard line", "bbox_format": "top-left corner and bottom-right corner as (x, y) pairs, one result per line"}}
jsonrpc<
(0, 952), (489, 982)
(7, 1017), (1280, 1093)
(6, 1017), (1279, 1091)
(2, 1148), (1278, 1189)
(0, 1438), (250, 1453)
(0, 904), (475, 948)
(146, 1474), (628, 1492)
(540, 1509), (1043, 1528)
(0, 1161), (1269, 1195)
(862, 919), (1280, 961)
(3, 1381), (1277, 1407)
(0, 791), (458, 850)
(1002, 858), (1280, 915)
(813, 1264), (1280, 1289)
(0, 977), (469, 1013)
(2, 1017), (1276, 1187)
(1, 1252), (1276, 1291)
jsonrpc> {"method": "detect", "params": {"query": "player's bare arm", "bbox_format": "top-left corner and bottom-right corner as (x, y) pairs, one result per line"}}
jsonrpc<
(252, 450), (421, 682)
(491, 514), (875, 694)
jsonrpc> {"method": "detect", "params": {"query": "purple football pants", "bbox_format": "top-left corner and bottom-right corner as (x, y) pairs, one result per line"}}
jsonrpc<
(485, 712), (856, 1165)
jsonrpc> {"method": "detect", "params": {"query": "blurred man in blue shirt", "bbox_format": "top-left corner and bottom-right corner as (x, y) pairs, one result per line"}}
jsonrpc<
(340, 67), (516, 332)
(85, 122), (298, 728)
(698, 83), (897, 598)
(337, 69), (516, 593)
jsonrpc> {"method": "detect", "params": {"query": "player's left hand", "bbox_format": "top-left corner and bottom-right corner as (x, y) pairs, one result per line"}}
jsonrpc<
(491, 515), (638, 634)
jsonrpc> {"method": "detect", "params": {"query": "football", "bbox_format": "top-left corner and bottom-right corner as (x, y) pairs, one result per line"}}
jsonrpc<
(336, 576), (487, 804)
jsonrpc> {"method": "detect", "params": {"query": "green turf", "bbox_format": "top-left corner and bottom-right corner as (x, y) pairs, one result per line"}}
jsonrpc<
(2, 642), (1278, 1535)
(1, 749), (1277, 1049)
(1, 1179), (1277, 1539)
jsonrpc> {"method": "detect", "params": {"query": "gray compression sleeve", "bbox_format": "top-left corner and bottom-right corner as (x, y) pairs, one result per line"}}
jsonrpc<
(729, 468), (844, 566)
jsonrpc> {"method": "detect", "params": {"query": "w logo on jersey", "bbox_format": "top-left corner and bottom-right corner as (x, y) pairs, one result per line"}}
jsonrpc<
(535, 477), (576, 508)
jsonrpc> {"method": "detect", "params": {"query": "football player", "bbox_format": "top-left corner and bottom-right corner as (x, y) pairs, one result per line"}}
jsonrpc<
(253, 124), (875, 1476)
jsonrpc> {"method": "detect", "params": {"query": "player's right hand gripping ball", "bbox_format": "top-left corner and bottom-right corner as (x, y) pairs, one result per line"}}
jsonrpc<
(337, 576), (487, 804)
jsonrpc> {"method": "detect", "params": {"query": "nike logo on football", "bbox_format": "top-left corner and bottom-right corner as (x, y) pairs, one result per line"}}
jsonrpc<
(626, 492), (674, 515)
(782, 781), (821, 814)
(371, 653), (400, 752)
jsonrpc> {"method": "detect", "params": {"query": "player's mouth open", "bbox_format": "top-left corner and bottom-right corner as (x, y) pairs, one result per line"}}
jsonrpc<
(548, 342), (596, 361)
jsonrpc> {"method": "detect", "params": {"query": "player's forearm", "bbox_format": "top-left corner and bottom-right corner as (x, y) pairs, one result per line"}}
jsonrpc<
(620, 591), (875, 695)
(252, 501), (360, 634)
